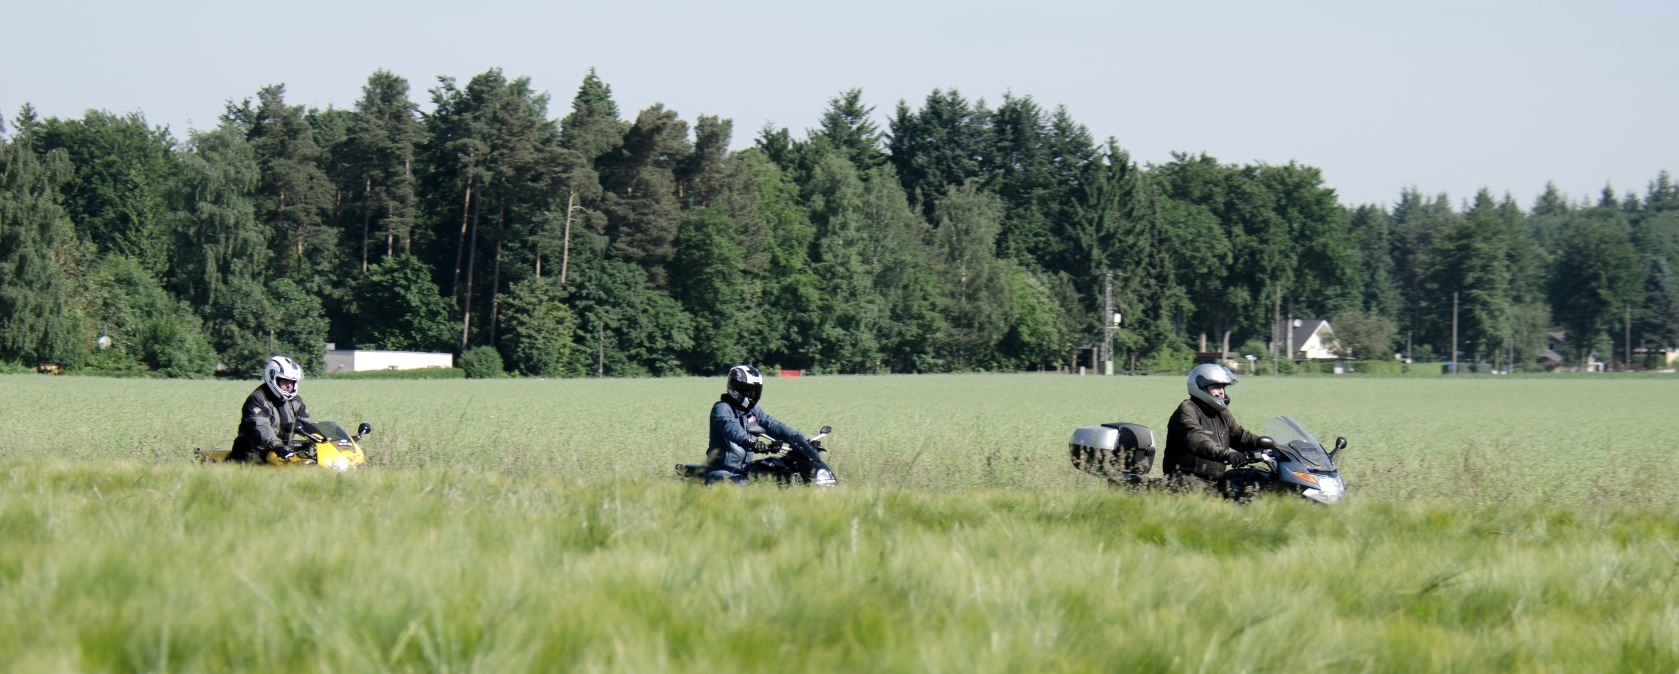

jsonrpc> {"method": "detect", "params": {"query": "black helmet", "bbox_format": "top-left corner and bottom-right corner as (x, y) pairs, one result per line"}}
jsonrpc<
(725, 363), (764, 410)
(1188, 363), (1237, 410)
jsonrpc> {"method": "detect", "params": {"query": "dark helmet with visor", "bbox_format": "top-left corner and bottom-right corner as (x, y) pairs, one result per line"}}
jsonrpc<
(725, 363), (764, 410)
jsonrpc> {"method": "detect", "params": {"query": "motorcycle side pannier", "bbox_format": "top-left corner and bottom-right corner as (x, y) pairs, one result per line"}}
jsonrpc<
(1069, 422), (1156, 482)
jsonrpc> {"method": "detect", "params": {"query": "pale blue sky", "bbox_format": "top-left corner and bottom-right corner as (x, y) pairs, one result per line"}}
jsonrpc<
(5, 0), (1675, 209)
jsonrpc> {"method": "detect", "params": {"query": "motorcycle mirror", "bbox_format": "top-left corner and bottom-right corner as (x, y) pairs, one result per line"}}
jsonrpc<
(818, 425), (832, 436)
(1332, 436), (1347, 456)
(1256, 436), (1276, 450)
(358, 422), (373, 436)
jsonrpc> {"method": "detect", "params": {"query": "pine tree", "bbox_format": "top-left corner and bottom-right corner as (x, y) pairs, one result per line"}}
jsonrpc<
(1429, 190), (1514, 366)
(421, 70), (565, 349)
(805, 152), (883, 372)
(238, 85), (341, 297)
(888, 88), (989, 218)
(670, 207), (746, 371)
(0, 123), (87, 368)
(344, 70), (422, 266)
(810, 88), (886, 171)
(987, 94), (1055, 266)
(859, 165), (944, 372)
(932, 182), (1010, 370)
(1634, 256), (1679, 353)
(1549, 208), (1642, 365)
(559, 68), (625, 164)
(598, 104), (689, 285)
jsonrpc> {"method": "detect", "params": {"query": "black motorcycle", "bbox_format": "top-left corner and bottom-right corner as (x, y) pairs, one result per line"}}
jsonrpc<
(676, 425), (837, 486)
(1219, 416), (1347, 504)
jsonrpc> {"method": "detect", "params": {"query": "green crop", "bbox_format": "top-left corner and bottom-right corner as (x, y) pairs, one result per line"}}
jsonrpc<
(2, 373), (1676, 671)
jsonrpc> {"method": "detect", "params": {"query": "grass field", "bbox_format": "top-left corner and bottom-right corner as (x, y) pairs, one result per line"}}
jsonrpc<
(2, 372), (1677, 671)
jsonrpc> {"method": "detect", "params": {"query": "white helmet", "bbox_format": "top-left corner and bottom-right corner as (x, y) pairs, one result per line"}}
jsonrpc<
(1187, 363), (1236, 410)
(725, 363), (764, 410)
(263, 355), (304, 401)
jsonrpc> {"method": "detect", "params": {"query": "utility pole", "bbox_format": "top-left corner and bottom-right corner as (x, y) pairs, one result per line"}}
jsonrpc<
(1102, 271), (1115, 375)
(1451, 291), (1459, 375)
(1286, 307), (1296, 361)
(1626, 302), (1633, 371)
(1271, 289), (1281, 374)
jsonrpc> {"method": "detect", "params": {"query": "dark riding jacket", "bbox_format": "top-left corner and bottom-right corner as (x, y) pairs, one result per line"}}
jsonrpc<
(708, 396), (819, 474)
(228, 384), (313, 463)
(1163, 397), (1260, 480)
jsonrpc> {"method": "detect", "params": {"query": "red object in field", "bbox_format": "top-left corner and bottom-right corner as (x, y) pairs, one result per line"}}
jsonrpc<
(778, 369), (802, 377)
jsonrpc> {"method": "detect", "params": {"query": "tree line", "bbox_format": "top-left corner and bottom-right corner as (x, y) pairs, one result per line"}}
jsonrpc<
(3, 67), (1677, 378)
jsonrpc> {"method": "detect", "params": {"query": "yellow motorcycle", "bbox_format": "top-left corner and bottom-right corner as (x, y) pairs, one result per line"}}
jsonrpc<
(196, 420), (372, 471)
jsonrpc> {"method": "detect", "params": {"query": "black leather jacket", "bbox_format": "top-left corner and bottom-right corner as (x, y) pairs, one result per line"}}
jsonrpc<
(228, 385), (313, 463)
(1163, 398), (1260, 479)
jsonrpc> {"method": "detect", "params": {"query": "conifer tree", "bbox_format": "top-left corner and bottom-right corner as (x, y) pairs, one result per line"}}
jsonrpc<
(0, 118), (87, 368)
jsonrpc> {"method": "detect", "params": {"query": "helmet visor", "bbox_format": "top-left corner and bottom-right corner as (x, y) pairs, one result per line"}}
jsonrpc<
(737, 381), (762, 407)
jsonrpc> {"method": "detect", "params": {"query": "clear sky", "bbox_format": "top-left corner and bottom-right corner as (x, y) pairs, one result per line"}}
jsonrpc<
(4, 0), (1674, 209)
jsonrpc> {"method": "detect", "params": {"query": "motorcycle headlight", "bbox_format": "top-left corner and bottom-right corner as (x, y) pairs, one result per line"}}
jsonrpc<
(1303, 476), (1344, 504)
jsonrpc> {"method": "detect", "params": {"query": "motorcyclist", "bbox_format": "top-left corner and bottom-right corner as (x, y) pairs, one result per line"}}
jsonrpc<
(1163, 363), (1263, 490)
(226, 355), (315, 464)
(704, 363), (836, 485)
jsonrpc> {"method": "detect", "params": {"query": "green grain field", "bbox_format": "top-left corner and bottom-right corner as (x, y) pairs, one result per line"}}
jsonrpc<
(2, 373), (1676, 672)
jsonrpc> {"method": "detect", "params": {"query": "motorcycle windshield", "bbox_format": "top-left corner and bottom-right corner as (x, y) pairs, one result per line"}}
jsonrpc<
(1259, 416), (1335, 471)
(299, 420), (352, 443)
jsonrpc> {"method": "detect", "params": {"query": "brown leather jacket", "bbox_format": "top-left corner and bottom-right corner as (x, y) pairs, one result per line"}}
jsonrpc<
(1164, 398), (1260, 479)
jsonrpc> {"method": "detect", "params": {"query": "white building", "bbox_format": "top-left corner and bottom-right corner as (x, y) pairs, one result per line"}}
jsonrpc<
(324, 349), (453, 373)
(1287, 319), (1342, 361)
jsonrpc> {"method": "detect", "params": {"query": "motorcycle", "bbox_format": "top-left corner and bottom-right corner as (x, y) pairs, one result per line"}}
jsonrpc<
(195, 420), (373, 471)
(676, 424), (837, 486)
(1221, 416), (1347, 504)
(1069, 415), (1346, 503)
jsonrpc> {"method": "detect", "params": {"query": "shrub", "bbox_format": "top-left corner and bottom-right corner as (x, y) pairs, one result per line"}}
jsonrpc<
(1351, 359), (1406, 375)
(1138, 341), (1194, 373)
(459, 347), (505, 379)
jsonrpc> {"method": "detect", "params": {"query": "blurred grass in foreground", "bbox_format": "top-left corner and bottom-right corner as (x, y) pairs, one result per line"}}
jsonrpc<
(1, 461), (1675, 672)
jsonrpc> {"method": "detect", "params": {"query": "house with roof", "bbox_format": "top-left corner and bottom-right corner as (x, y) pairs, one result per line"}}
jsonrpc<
(1286, 319), (1342, 361)
(1542, 330), (1606, 372)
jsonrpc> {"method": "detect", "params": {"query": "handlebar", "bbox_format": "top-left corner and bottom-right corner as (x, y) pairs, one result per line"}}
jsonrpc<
(747, 424), (834, 454)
